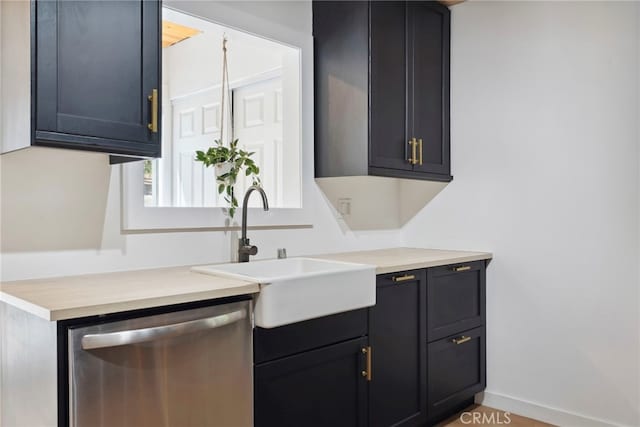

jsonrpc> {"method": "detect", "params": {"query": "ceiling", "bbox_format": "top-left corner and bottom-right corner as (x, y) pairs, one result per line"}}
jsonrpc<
(162, 20), (200, 48)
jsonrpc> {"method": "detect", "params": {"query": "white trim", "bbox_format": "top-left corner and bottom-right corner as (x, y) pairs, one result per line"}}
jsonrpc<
(124, 1), (309, 231)
(121, 163), (311, 231)
(169, 67), (283, 102)
(477, 391), (620, 427)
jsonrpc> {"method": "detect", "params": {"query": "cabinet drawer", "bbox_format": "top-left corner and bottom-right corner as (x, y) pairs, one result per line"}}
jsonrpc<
(427, 327), (485, 421)
(254, 308), (368, 364)
(427, 261), (485, 341)
(376, 269), (424, 288)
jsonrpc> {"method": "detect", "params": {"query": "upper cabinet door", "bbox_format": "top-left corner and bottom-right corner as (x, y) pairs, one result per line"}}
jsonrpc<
(407, 2), (450, 177)
(34, 0), (161, 157)
(369, 2), (411, 172)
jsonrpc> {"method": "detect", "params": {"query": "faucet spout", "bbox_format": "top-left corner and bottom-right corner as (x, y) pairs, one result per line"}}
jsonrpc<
(238, 185), (269, 262)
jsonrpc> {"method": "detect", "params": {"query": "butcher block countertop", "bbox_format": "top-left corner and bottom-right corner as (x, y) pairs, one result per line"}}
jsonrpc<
(0, 267), (259, 321)
(0, 248), (492, 321)
(313, 247), (492, 275)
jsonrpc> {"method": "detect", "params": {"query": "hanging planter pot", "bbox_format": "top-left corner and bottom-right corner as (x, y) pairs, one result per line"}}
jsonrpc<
(196, 139), (261, 218)
(215, 162), (233, 181)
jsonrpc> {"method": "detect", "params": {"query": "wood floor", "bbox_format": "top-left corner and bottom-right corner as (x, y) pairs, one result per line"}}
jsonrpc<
(437, 405), (555, 427)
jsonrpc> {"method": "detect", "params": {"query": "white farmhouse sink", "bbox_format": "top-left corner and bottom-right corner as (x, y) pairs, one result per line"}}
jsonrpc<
(192, 258), (376, 328)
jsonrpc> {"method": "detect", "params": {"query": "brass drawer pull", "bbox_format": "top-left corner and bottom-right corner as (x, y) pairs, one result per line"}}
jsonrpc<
(452, 336), (472, 345)
(148, 88), (158, 133)
(418, 138), (423, 165)
(361, 346), (372, 381)
(392, 274), (415, 282)
(452, 265), (471, 272)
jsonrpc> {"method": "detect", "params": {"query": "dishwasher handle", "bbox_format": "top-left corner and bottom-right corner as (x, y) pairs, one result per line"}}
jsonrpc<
(81, 309), (247, 350)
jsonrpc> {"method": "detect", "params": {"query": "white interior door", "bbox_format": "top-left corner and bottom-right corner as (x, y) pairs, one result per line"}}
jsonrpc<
(171, 89), (231, 207)
(232, 77), (283, 207)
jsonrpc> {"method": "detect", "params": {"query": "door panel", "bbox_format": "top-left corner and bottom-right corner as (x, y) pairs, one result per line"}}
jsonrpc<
(233, 78), (283, 206)
(255, 337), (368, 427)
(57, 2), (142, 128)
(407, 2), (450, 176)
(34, 0), (161, 156)
(370, 270), (427, 427)
(369, 2), (411, 171)
(171, 89), (223, 207)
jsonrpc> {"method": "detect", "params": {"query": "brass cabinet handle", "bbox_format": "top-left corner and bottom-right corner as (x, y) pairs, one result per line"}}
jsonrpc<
(452, 265), (471, 272)
(407, 138), (418, 165)
(418, 138), (423, 165)
(392, 274), (415, 282)
(412, 138), (417, 165)
(452, 336), (472, 345)
(148, 89), (158, 133)
(361, 346), (372, 381)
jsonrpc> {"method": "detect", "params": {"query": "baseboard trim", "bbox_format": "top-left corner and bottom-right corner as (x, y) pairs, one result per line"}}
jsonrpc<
(476, 391), (618, 427)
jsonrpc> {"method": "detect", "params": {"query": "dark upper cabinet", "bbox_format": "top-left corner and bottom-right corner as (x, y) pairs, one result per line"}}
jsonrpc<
(1, 0), (161, 157)
(314, 1), (451, 182)
(370, 271), (427, 427)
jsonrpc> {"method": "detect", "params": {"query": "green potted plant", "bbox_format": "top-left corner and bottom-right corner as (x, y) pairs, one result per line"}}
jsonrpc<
(195, 139), (260, 218)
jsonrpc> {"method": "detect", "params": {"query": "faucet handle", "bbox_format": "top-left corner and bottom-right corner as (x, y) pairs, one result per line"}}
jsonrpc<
(238, 237), (258, 262)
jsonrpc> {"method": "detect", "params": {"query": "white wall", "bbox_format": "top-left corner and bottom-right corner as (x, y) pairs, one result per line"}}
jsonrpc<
(402, 2), (640, 426)
(164, 13), (288, 100)
(0, 1), (401, 282)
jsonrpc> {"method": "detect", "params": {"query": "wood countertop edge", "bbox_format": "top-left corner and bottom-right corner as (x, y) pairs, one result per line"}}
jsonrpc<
(0, 291), (54, 321)
(372, 253), (493, 274)
(1, 283), (260, 322)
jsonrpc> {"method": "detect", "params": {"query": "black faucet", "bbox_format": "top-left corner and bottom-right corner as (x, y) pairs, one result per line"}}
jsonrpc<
(238, 185), (269, 262)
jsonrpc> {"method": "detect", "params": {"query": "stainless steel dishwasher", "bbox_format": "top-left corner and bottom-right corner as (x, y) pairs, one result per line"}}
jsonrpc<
(67, 299), (253, 427)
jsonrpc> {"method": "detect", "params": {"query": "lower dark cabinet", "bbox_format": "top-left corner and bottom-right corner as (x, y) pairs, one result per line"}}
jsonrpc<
(370, 271), (427, 427)
(255, 337), (369, 427)
(427, 327), (486, 423)
(253, 261), (488, 427)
